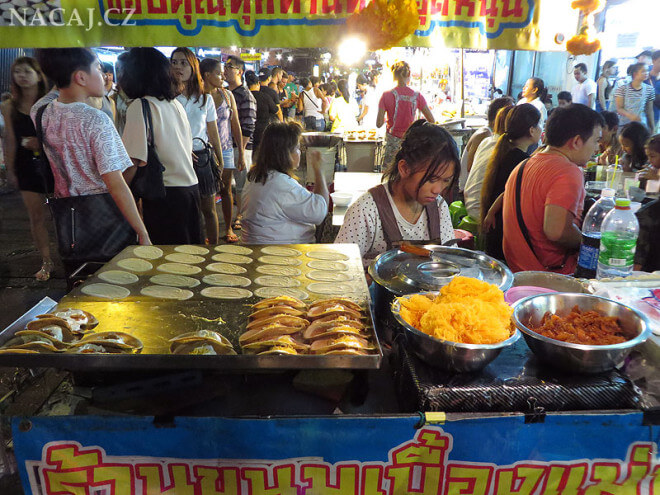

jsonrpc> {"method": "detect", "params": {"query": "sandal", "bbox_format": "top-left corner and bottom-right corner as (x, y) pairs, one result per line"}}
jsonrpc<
(35, 261), (54, 282)
(224, 231), (239, 243)
(232, 218), (242, 230)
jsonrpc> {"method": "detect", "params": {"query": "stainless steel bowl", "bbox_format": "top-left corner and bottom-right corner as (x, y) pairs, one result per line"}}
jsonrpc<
(391, 293), (520, 372)
(512, 293), (651, 374)
(513, 271), (588, 293)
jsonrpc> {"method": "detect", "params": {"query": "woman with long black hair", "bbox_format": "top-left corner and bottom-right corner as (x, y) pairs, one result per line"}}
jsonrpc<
(481, 103), (542, 260)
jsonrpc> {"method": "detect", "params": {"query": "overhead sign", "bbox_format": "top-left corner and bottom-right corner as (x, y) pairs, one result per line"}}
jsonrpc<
(0, 0), (571, 51)
(12, 413), (660, 494)
(240, 53), (263, 61)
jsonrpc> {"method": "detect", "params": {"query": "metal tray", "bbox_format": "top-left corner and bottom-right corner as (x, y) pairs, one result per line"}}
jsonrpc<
(0, 244), (382, 371)
(369, 244), (514, 296)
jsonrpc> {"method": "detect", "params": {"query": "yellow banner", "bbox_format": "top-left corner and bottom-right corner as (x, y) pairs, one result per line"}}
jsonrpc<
(0, 0), (569, 51)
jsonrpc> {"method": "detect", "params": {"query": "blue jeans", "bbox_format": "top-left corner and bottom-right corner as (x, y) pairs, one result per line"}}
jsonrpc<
(304, 116), (325, 131)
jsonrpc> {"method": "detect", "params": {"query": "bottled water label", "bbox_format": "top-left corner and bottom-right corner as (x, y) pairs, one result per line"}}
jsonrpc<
(598, 232), (636, 268)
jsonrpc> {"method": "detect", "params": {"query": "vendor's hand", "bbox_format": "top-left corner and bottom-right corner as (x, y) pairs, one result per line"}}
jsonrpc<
(308, 150), (322, 169)
(21, 136), (40, 151)
(138, 232), (152, 246)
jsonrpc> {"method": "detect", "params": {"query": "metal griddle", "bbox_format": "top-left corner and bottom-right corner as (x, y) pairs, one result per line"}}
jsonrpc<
(0, 244), (382, 370)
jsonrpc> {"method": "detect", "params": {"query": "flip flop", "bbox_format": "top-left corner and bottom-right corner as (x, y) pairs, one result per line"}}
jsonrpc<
(225, 232), (239, 243)
(35, 261), (54, 282)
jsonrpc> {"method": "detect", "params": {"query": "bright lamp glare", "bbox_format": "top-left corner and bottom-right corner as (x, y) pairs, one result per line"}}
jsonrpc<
(288, 56), (293, 62)
(276, 53), (282, 60)
(263, 51), (270, 59)
(338, 38), (366, 66)
(249, 48), (256, 55)
(230, 45), (237, 51)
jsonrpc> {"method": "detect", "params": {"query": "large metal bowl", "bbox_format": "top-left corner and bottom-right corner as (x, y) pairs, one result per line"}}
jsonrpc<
(391, 293), (520, 372)
(512, 293), (651, 374)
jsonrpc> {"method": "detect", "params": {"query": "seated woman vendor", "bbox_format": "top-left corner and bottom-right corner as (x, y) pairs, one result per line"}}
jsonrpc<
(335, 120), (458, 266)
(240, 121), (329, 244)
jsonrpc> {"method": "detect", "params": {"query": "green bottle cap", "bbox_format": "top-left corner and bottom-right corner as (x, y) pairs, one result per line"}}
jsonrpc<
(615, 198), (631, 208)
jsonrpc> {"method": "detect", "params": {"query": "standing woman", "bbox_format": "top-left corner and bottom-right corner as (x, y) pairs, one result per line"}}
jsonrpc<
(336, 120), (457, 267)
(0, 57), (54, 280)
(120, 47), (203, 245)
(596, 60), (617, 112)
(200, 57), (244, 243)
(298, 77), (327, 131)
(170, 47), (224, 244)
(377, 61), (435, 170)
(328, 79), (359, 134)
(481, 104), (542, 261)
(517, 78), (547, 132)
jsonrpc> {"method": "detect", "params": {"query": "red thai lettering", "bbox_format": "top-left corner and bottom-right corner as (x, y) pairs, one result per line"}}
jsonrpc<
(583, 445), (653, 495)
(255, 0), (275, 14)
(501, 0), (523, 17)
(444, 464), (494, 495)
(242, 464), (299, 494)
(301, 463), (360, 493)
(280, 0), (301, 14)
(541, 463), (588, 495)
(231, 0), (251, 15)
(194, 466), (241, 494)
(494, 465), (547, 494)
(454, 0), (476, 16)
(205, 0), (226, 15)
(146, 0), (168, 14)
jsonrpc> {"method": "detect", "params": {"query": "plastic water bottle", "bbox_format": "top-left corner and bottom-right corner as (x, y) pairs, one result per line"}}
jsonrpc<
(575, 188), (616, 279)
(597, 198), (640, 279)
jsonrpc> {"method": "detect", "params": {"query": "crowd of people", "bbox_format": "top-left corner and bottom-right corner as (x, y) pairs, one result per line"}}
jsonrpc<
(1, 46), (659, 283)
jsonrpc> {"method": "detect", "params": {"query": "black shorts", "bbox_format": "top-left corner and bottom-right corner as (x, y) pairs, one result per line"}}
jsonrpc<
(142, 184), (204, 245)
(193, 148), (218, 197)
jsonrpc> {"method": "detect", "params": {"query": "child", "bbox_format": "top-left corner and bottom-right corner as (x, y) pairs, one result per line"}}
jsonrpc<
(619, 122), (650, 172)
(32, 48), (150, 274)
(634, 134), (660, 273)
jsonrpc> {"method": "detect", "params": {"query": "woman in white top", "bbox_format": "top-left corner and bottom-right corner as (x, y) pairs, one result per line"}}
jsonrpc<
(298, 77), (327, 132)
(120, 48), (203, 245)
(329, 79), (359, 134)
(241, 121), (329, 244)
(517, 78), (547, 133)
(335, 120), (457, 267)
(171, 48), (224, 244)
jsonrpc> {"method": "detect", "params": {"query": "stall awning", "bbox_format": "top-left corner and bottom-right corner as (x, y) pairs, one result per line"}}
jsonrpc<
(0, 0), (575, 51)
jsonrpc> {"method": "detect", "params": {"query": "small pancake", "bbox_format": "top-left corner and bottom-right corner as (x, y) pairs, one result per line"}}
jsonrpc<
(202, 274), (251, 287)
(174, 245), (209, 255)
(306, 270), (353, 282)
(254, 287), (309, 300)
(261, 246), (302, 257)
(133, 246), (164, 260)
(307, 260), (349, 271)
(254, 276), (301, 288)
(81, 283), (131, 300)
(206, 262), (247, 274)
(211, 253), (253, 264)
(165, 253), (206, 264)
(307, 282), (357, 295)
(156, 263), (202, 276)
(214, 245), (253, 255)
(255, 265), (302, 277)
(97, 270), (139, 285)
(305, 250), (349, 261)
(117, 258), (153, 272)
(257, 255), (302, 266)
(140, 285), (194, 300)
(200, 287), (253, 299)
(149, 274), (200, 288)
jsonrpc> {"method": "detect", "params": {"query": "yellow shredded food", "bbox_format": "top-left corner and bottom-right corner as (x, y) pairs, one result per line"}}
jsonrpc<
(398, 277), (513, 344)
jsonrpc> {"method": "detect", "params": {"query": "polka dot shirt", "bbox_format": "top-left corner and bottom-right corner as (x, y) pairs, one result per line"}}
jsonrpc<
(335, 186), (454, 267)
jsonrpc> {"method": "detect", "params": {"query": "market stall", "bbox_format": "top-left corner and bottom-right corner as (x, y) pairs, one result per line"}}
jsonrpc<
(1, 1), (660, 494)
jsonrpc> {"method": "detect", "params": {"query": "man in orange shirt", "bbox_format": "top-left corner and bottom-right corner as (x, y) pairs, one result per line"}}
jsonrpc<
(502, 104), (604, 274)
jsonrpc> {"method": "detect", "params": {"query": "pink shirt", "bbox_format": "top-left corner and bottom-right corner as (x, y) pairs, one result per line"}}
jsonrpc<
(502, 153), (585, 274)
(378, 87), (427, 138)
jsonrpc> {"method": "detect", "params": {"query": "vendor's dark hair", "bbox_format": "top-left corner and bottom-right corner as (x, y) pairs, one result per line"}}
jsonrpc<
(171, 47), (205, 107)
(337, 79), (350, 104)
(487, 96), (514, 125)
(35, 48), (96, 89)
(481, 104), (540, 222)
(601, 111), (619, 130)
(545, 104), (604, 147)
(119, 48), (176, 100)
(620, 122), (650, 167)
(384, 120), (459, 197)
(647, 134), (660, 154)
(248, 121), (303, 185)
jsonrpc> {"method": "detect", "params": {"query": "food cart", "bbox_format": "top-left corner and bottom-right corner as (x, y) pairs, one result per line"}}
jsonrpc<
(1, 1), (659, 493)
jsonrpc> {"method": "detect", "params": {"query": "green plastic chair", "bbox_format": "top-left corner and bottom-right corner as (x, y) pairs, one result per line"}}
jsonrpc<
(449, 201), (468, 228)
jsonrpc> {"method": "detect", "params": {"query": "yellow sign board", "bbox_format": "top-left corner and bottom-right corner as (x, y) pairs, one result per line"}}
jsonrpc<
(240, 53), (263, 62)
(0, 0), (567, 51)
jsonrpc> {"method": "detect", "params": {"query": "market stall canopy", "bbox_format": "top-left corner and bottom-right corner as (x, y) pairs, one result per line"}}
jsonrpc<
(0, 0), (578, 51)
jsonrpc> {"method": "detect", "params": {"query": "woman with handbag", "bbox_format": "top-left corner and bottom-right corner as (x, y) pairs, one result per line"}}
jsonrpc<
(1, 57), (55, 280)
(171, 48), (224, 244)
(32, 48), (151, 276)
(200, 57), (244, 244)
(120, 47), (203, 245)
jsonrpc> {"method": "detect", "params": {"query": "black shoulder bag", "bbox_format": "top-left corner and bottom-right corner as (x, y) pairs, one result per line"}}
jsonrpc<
(130, 98), (166, 200)
(36, 104), (137, 266)
(514, 159), (569, 271)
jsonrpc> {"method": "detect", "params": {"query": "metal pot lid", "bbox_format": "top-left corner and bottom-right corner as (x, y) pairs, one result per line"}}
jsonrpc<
(368, 245), (514, 296)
